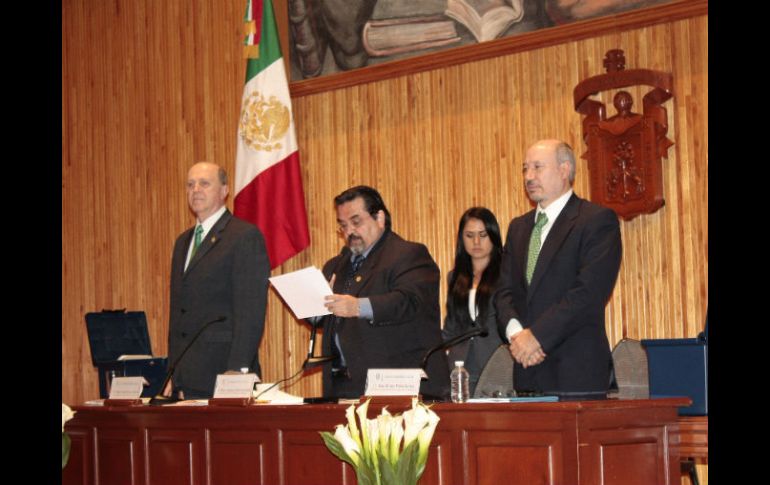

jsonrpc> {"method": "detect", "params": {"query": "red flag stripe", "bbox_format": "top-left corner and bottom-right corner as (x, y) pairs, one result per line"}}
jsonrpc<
(250, 0), (263, 46)
(234, 152), (310, 269)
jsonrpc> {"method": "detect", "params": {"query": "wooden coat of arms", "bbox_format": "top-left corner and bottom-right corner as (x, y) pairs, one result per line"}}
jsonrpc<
(574, 49), (674, 220)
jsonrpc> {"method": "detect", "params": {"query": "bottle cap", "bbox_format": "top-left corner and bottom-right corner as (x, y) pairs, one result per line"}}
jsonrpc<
(454, 361), (464, 366)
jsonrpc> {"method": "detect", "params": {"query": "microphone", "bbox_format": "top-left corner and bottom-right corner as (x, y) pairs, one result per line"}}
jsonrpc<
(149, 315), (227, 406)
(420, 325), (489, 370)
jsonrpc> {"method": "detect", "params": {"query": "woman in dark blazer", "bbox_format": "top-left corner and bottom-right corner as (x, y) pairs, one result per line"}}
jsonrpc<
(442, 207), (506, 396)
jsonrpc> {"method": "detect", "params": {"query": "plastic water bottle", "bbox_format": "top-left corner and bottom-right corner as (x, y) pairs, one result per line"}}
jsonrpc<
(450, 361), (470, 403)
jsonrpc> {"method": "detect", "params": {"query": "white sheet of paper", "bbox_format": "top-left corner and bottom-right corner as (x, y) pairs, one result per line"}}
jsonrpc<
(365, 369), (423, 396)
(108, 377), (145, 399)
(269, 266), (333, 319)
(213, 373), (258, 398)
(253, 383), (305, 404)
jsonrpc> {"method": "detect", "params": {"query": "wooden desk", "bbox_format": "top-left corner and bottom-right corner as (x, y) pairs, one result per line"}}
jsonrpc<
(63, 397), (688, 485)
(675, 415), (708, 460)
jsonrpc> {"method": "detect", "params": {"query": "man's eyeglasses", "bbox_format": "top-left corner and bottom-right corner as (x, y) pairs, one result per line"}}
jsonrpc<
(337, 213), (372, 234)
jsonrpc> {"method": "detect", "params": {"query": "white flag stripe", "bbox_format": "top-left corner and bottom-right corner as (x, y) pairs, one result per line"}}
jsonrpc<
(234, 57), (299, 195)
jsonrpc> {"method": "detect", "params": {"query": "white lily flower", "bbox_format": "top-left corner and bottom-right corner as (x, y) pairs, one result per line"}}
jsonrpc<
(346, 403), (363, 450)
(322, 398), (439, 484)
(367, 418), (380, 456)
(356, 399), (372, 461)
(377, 408), (393, 456)
(388, 415), (404, 464)
(402, 398), (430, 447)
(416, 406), (440, 468)
(333, 424), (361, 467)
(356, 399), (372, 459)
(62, 403), (75, 432)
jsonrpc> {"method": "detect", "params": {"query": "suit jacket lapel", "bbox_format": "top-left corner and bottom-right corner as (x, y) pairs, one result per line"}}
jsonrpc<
(176, 227), (195, 276)
(517, 210), (536, 288)
(527, 194), (580, 301)
(184, 210), (232, 276)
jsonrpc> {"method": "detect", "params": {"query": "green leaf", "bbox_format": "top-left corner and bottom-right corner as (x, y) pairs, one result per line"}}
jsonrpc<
(378, 453), (398, 485)
(319, 432), (356, 467)
(355, 462), (378, 485)
(62, 432), (71, 469)
(395, 439), (420, 485)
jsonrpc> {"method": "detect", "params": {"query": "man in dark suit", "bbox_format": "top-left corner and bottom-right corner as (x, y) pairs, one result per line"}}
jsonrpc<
(496, 140), (622, 395)
(164, 162), (269, 399)
(319, 186), (450, 399)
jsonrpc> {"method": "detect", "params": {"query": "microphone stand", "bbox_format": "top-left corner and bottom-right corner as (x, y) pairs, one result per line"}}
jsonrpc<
(148, 316), (226, 406)
(297, 317), (337, 404)
(303, 318), (334, 369)
(420, 326), (489, 370)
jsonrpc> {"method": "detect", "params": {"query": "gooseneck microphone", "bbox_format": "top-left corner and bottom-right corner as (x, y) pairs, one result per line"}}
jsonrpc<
(420, 325), (489, 370)
(149, 315), (227, 406)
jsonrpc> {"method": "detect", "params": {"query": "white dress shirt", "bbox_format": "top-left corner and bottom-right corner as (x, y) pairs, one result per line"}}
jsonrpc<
(184, 205), (227, 270)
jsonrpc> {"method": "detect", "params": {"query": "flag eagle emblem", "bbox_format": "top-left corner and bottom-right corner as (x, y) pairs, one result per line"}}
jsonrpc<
(238, 91), (290, 152)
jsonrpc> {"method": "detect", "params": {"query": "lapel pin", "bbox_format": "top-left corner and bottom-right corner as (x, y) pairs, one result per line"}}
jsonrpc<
(355, 275), (362, 283)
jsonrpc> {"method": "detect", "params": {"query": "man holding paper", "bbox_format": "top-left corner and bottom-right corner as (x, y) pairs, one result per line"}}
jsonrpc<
(318, 186), (450, 399)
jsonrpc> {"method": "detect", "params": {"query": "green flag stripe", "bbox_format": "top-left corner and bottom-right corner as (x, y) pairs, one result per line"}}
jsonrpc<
(245, 0), (282, 81)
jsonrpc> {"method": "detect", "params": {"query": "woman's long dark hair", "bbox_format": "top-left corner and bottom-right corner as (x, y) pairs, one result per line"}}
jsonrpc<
(448, 207), (503, 324)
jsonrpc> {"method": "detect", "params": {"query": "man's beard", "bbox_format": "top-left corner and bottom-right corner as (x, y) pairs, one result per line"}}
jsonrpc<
(348, 235), (364, 255)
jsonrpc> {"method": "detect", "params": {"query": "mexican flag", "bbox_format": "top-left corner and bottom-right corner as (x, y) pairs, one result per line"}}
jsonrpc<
(234, 0), (310, 269)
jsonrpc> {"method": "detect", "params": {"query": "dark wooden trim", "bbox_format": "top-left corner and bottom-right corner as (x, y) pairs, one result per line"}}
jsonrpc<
(288, 0), (707, 98)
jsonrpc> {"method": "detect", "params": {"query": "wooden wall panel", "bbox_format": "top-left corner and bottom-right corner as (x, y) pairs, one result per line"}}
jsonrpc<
(63, 6), (708, 482)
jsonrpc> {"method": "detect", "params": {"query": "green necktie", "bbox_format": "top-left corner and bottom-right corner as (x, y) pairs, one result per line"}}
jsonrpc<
(526, 212), (548, 284)
(191, 225), (204, 257)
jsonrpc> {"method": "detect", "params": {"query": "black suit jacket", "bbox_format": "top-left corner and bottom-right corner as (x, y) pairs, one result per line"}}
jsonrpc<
(442, 272), (505, 395)
(496, 194), (622, 394)
(168, 210), (270, 397)
(320, 229), (450, 399)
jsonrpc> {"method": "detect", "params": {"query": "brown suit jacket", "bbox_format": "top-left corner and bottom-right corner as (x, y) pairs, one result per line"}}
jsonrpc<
(320, 229), (450, 399)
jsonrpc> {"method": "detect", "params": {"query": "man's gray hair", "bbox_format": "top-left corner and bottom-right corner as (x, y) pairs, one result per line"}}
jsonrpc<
(555, 142), (576, 184)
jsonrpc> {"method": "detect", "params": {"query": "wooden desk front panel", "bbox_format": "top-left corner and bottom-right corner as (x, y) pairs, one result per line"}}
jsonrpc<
(461, 410), (576, 485)
(63, 399), (685, 485)
(578, 406), (681, 485)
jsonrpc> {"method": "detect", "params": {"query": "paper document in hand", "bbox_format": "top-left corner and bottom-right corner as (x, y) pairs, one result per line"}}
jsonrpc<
(269, 266), (333, 319)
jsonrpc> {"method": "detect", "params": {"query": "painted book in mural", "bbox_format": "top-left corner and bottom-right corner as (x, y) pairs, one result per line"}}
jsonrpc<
(445, 0), (524, 42)
(363, 15), (461, 57)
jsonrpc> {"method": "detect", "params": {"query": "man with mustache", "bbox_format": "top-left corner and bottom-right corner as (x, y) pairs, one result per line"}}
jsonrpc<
(164, 162), (269, 399)
(496, 140), (622, 395)
(318, 185), (450, 399)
